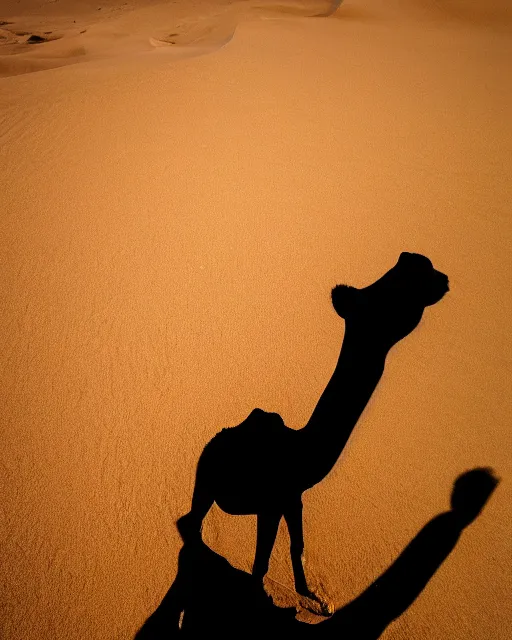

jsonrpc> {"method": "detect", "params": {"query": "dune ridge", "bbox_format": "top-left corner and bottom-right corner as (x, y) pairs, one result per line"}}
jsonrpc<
(1, 1), (511, 639)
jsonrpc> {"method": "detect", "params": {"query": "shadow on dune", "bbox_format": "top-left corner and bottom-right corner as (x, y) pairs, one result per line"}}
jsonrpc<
(176, 254), (449, 611)
(135, 467), (498, 638)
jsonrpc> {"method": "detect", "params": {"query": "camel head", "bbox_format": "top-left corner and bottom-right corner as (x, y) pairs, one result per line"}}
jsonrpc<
(331, 252), (449, 349)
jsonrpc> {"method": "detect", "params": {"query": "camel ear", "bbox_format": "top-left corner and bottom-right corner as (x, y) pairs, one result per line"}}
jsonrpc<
(398, 252), (433, 269)
(331, 285), (358, 318)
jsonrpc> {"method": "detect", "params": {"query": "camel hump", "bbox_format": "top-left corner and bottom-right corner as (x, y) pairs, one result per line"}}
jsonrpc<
(217, 408), (286, 435)
(205, 409), (288, 458)
(236, 408), (287, 436)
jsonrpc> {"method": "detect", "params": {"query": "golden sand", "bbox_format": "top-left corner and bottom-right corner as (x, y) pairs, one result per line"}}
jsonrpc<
(1, 1), (511, 637)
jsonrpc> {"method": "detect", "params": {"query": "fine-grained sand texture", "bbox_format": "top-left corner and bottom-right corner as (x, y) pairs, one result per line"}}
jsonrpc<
(1, 1), (511, 638)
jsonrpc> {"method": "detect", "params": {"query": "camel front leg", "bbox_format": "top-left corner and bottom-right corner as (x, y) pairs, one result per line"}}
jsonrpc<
(284, 498), (331, 614)
(283, 498), (310, 597)
(252, 512), (281, 586)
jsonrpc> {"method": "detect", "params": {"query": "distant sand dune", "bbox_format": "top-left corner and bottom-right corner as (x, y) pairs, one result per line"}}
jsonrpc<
(0, 1), (344, 77)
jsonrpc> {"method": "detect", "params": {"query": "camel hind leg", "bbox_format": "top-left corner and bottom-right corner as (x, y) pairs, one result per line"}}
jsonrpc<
(177, 448), (215, 542)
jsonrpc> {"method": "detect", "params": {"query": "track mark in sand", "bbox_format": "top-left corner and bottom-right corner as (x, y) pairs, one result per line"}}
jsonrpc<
(265, 575), (333, 619)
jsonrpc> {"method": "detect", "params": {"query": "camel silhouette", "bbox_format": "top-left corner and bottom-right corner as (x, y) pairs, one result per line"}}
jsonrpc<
(138, 469), (499, 638)
(177, 252), (449, 605)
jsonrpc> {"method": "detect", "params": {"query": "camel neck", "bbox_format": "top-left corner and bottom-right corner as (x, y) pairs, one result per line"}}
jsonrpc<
(298, 329), (388, 488)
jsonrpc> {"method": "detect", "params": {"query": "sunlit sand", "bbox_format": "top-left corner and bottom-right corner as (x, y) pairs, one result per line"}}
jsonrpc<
(1, 1), (511, 638)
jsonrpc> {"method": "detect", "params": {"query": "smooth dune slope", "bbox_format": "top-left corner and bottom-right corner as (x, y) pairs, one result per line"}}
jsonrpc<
(1, 1), (511, 638)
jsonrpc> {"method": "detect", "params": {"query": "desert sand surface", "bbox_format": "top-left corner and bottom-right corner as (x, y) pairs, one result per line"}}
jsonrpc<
(1, 0), (511, 638)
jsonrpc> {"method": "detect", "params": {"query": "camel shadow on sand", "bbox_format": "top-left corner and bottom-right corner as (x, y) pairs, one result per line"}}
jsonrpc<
(135, 253), (496, 636)
(135, 469), (498, 639)
(175, 253), (450, 609)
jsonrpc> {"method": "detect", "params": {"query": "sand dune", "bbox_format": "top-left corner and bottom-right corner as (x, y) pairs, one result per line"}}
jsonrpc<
(0, 1), (341, 77)
(1, 1), (511, 638)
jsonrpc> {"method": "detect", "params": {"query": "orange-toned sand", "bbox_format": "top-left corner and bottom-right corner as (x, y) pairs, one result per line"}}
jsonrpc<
(1, 0), (511, 638)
